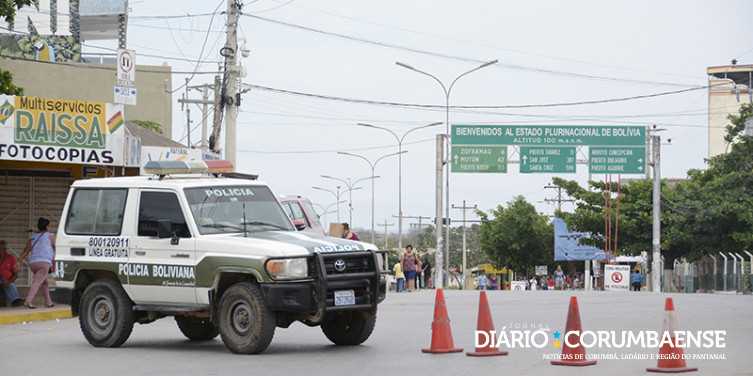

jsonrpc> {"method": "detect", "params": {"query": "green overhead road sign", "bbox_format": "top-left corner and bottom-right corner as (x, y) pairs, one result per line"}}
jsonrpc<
(589, 146), (646, 174)
(520, 146), (576, 173)
(451, 146), (507, 173)
(452, 125), (645, 146)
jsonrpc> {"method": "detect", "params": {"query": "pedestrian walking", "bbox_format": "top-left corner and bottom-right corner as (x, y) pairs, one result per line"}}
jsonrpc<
(421, 258), (432, 289)
(16, 217), (56, 309)
(630, 269), (643, 291)
(400, 245), (421, 292)
(477, 273), (489, 290)
(490, 275), (498, 290)
(393, 261), (405, 293)
(553, 265), (565, 290)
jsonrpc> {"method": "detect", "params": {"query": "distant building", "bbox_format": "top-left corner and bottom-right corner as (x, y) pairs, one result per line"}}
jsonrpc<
(707, 63), (753, 158)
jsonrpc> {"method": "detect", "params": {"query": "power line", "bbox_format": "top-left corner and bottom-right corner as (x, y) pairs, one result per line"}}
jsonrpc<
(244, 82), (710, 110)
(243, 14), (701, 89)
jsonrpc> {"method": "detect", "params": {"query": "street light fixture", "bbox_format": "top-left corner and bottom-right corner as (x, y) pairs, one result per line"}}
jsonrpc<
(357, 121), (442, 253)
(396, 59), (498, 288)
(312, 200), (347, 232)
(321, 175), (377, 226)
(338, 150), (406, 244)
(312, 185), (343, 222)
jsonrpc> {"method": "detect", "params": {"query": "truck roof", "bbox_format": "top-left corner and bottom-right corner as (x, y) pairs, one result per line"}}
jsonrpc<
(71, 175), (269, 190)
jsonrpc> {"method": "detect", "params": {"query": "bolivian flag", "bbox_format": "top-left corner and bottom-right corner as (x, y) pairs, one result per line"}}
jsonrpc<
(107, 111), (124, 134)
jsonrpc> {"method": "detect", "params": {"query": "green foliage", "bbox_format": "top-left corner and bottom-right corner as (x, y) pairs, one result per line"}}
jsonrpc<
(407, 224), (488, 269)
(131, 120), (164, 135)
(0, 0), (32, 23)
(0, 69), (23, 95)
(553, 102), (753, 267)
(0, 0), (32, 96)
(477, 196), (553, 275)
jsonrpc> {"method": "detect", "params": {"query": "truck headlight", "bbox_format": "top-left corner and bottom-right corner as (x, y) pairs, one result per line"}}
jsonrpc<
(265, 258), (309, 280)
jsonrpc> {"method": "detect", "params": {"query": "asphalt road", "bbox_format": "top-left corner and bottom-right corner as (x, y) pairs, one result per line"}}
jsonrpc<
(1, 290), (750, 376)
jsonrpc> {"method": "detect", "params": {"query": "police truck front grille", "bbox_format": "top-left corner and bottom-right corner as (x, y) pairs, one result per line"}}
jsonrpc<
(323, 257), (370, 274)
(316, 251), (379, 311)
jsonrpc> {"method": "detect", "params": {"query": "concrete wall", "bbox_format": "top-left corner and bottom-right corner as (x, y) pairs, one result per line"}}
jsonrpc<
(1, 59), (172, 136)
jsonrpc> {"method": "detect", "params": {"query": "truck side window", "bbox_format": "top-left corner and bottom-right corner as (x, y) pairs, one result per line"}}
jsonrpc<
(289, 202), (307, 224)
(65, 189), (128, 235)
(138, 191), (191, 238)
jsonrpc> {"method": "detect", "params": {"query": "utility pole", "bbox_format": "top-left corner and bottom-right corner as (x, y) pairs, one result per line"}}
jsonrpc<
(452, 200), (476, 289)
(435, 134), (445, 288)
(380, 220), (395, 250)
(178, 78), (220, 149)
(403, 215), (432, 233)
(544, 184), (575, 212)
(649, 128), (664, 293)
(222, 0), (241, 166)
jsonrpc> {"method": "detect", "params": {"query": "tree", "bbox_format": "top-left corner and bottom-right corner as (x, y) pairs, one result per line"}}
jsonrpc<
(131, 120), (164, 135)
(665, 102), (753, 259)
(477, 196), (553, 275)
(552, 176), (655, 257)
(0, 70), (24, 95)
(0, 0), (33, 95)
(552, 103), (753, 291)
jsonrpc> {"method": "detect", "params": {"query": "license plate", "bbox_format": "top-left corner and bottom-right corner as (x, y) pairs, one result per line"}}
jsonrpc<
(334, 290), (355, 306)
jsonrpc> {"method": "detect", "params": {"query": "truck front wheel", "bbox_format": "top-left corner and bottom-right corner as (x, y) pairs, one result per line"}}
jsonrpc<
(217, 282), (276, 354)
(79, 279), (134, 347)
(321, 309), (376, 345)
(175, 316), (220, 341)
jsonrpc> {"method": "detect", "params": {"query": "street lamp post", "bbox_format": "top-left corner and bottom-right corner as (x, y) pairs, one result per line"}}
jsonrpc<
(311, 186), (343, 222)
(321, 175), (378, 226)
(396, 59), (498, 288)
(312, 200), (347, 232)
(338, 150), (406, 244)
(357, 122), (442, 253)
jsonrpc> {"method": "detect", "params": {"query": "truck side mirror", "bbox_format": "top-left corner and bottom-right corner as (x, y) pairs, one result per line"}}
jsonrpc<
(158, 219), (180, 245)
(292, 220), (307, 231)
(158, 219), (172, 238)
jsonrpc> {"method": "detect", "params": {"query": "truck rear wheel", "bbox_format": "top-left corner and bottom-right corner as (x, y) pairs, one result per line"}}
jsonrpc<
(321, 309), (376, 345)
(79, 279), (134, 348)
(175, 316), (220, 341)
(217, 282), (276, 354)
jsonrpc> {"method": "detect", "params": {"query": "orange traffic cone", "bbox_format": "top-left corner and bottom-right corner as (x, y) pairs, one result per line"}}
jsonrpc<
(422, 288), (463, 354)
(647, 298), (698, 373)
(467, 291), (508, 356)
(551, 296), (597, 366)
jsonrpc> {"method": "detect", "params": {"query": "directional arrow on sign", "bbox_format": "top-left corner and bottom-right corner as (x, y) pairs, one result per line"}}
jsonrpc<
(454, 155), (459, 164)
(522, 155), (528, 164)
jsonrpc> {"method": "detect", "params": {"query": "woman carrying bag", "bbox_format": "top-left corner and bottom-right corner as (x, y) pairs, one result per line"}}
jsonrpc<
(16, 217), (56, 309)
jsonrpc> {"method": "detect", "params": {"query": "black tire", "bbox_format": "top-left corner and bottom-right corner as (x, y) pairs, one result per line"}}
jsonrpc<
(217, 282), (276, 354)
(321, 309), (376, 345)
(79, 279), (134, 348)
(175, 316), (220, 341)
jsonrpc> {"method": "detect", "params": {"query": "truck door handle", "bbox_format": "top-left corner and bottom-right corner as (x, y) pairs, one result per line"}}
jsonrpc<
(171, 253), (190, 258)
(135, 251), (146, 256)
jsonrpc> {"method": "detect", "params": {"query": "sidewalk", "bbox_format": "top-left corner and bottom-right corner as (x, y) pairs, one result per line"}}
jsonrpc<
(0, 303), (72, 325)
(1, 286), (72, 325)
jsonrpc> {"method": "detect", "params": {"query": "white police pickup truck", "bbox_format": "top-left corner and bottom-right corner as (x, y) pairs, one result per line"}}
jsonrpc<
(53, 160), (386, 354)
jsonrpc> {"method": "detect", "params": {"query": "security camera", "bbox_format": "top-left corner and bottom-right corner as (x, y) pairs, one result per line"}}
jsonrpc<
(33, 41), (44, 50)
(667, 138), (672, 143)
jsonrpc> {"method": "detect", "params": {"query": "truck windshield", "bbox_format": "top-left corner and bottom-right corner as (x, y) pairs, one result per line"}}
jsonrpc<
(184, 185), (295, 235)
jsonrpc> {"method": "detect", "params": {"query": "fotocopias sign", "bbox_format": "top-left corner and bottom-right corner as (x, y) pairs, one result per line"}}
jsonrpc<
(0, 95), (127, 165)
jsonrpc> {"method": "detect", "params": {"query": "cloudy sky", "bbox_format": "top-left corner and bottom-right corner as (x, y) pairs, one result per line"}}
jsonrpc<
(86, 0), (753, 237)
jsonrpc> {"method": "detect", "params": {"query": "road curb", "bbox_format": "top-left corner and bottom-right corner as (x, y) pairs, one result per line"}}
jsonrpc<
(0, 308), (72, 325)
